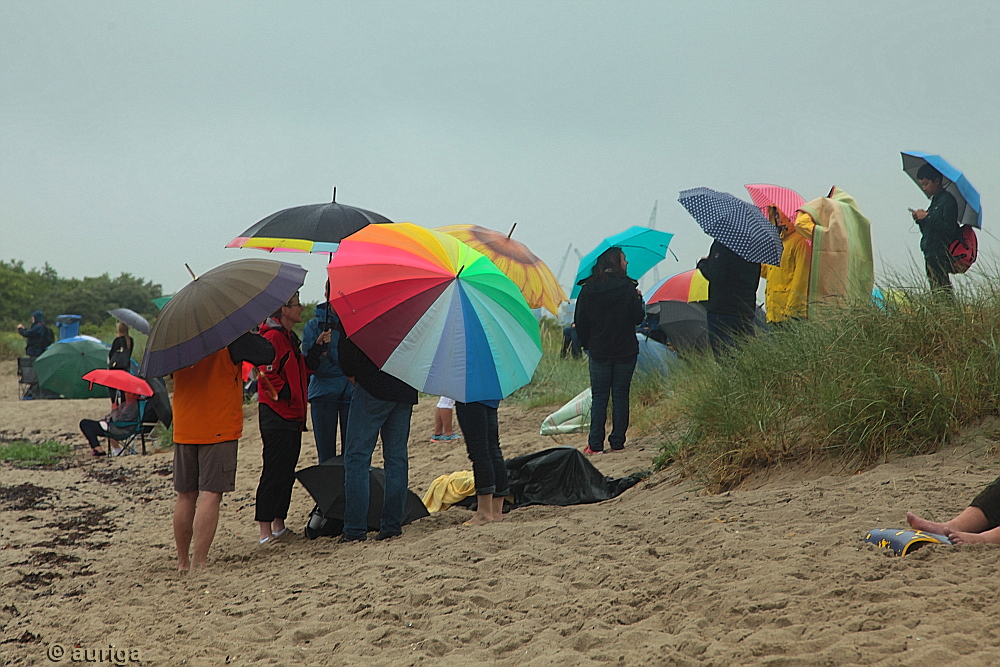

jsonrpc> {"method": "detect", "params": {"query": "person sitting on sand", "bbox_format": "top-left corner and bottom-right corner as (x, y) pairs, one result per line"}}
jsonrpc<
(79, 392), (141, 456)
(907, 476), (1000, 545)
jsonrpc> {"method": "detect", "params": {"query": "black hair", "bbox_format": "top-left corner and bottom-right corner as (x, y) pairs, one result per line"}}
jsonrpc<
(590, 247), (626, 281)
(917, 164), (943, 183)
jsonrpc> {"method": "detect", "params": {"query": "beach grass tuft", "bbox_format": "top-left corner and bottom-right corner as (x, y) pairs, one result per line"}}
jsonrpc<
(0, 439), (73, 467)
(648, 279), (1000, 492)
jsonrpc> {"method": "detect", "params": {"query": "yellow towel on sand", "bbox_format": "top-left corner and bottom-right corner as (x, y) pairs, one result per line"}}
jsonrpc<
(422, 471), (476, 512)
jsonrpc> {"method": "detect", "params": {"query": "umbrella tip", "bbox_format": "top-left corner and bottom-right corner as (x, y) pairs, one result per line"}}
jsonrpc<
(185, 263), (198, 280)
(332, 186), (337, 203)
(507, 222), (517, 239)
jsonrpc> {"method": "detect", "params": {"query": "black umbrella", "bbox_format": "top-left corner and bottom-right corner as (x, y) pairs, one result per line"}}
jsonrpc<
(226, 188), (393, 253)
(296, 457), (429, 538)
(144, 376), (172, 428)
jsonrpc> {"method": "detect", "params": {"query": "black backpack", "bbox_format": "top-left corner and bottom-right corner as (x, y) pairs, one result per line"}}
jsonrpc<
(40, 326), (55, 350)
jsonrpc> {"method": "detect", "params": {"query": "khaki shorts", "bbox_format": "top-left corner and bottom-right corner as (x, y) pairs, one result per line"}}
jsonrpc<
(173, 440), (238, 494)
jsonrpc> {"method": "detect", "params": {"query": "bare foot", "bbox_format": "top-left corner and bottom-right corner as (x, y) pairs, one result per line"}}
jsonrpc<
(906, 512), (948, 534)
(463, 514), (493, 526)
(946, 530), (987, 545)
(177, 561), (190, 572)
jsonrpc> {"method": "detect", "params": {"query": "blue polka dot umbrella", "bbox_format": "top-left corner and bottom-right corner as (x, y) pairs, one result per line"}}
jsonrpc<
(678, 187), (783, 266)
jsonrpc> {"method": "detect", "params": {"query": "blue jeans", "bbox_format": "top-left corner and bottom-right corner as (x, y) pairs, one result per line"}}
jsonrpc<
(342, 384), (412, 539)
(310, 397), (350, 462)
(588, 356), (637, 451)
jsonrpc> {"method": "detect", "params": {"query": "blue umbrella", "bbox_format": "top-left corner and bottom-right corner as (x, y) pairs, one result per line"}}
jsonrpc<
(570, 226), (674, 298)
(901, 151), (982, 229)
(678, 187), (783, 266)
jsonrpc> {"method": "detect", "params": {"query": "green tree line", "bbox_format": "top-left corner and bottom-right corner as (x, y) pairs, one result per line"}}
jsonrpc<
(0, 260), (163, 328)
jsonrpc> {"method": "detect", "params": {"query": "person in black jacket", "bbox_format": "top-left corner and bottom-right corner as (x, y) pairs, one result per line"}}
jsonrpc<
(338, 330), (418, 542)
(911, 163), (960, 295)
(17, 310), (50, 358)
(574, 247), (645, 454)
(697, 240), (761, 355)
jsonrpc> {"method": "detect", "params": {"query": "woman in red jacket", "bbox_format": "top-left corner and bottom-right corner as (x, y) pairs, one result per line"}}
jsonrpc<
(255, 292), (328, 545)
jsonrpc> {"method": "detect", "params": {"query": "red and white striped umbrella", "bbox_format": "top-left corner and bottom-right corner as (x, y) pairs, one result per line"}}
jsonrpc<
(744, 184), (806, 223)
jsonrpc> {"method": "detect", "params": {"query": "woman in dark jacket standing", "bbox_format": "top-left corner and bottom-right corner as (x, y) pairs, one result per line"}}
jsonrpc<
(574, 247), (646, 454)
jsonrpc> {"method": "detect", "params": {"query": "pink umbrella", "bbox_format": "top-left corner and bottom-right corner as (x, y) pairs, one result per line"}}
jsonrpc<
(744, 184), (806, 223)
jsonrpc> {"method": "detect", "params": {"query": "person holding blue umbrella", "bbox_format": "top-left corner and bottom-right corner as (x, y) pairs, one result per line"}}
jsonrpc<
(909, 163), (960, 294)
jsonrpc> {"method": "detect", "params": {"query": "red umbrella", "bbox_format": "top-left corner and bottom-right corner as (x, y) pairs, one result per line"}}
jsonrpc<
(82, 369), (153, 397)
(744, 184), (806, 223)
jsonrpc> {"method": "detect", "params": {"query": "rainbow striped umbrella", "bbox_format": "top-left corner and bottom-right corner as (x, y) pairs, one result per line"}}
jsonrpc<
(327, 223), (542, 403)
(646, 269), (709, 304)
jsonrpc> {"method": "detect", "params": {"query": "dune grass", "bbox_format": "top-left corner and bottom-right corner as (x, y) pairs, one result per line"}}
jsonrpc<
(0, 439), (73, 467)
(507, 319), (590, 409)
(645, 280), (1000, 492)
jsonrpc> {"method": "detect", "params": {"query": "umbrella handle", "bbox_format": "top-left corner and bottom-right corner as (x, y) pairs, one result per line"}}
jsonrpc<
(256, 370), (279, 401)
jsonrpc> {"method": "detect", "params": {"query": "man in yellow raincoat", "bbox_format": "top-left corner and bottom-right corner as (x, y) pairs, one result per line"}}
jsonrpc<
(761, 205), (812, 324)
(794, 187), (874, 318)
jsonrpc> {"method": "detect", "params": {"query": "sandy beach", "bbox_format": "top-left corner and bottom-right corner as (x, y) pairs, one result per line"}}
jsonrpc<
(3, 363), (1000, 666)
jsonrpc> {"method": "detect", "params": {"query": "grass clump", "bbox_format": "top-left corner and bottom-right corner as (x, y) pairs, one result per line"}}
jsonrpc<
(0, 440), (73, 467)
(650, 283), (1000, 493)
(507, 319), (590, 409)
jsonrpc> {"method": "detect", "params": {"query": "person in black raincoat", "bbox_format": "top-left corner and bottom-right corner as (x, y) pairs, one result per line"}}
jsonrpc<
(574, 247), (645, 454)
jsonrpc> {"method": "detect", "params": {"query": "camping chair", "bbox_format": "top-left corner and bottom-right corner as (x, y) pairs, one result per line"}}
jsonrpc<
(107, 399), (160, 457)
(17, 357), (40, 400)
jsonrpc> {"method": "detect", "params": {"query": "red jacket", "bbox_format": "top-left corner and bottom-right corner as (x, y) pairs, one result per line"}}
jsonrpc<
(258, 318), (311, 424)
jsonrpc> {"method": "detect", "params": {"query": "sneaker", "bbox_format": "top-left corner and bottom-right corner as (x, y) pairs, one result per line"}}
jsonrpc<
(430, 434), (444, 442)
(583, 446), (604, 455)
(609, 446), (625, 453)
(439, 434), (460, 441)
(373, 531), (401, 541)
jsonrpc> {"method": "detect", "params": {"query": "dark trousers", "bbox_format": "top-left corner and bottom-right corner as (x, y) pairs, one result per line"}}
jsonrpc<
(310, 397), (350, 463)
(707, 312), (755, 356)
(561, 327), (581, 358)
(455, 402), (508, 497)
(588, 355), (637, 451)
(255, 406), (303, 523)
(79, 419), (110, 451)
(925, 257), (954, 296)
(971, 477), (1000, 530)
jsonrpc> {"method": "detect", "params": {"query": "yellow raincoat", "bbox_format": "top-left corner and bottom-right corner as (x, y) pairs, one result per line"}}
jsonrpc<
(761, 223), (812, 323)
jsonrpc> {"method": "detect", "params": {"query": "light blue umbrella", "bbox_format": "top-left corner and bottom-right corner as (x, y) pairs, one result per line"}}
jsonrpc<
(570, 226), (674, 298)
(678, 187), (783, 266)
(901, 151), (982, 229)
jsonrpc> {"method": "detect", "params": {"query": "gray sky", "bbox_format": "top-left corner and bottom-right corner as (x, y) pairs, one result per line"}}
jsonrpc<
(2, 0), (997, 304)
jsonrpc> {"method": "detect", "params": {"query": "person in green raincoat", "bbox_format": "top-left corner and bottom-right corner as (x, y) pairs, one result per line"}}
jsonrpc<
(793, 187), (874, 318)
(760, 205), (812, 325)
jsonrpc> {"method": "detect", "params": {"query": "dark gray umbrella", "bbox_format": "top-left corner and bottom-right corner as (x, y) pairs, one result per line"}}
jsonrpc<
(139, 258), (306, 378)
(145, 376), (172, 428)
(646, 300), (709, 352)
(108, 308), (151, 336)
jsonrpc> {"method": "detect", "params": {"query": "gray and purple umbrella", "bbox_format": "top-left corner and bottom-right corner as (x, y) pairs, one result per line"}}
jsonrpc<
(139, 258), (306, 379)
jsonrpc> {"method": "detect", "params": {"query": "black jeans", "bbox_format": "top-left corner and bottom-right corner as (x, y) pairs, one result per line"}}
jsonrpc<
(455, 402), (508, 497)
(255, 405), (303, 523)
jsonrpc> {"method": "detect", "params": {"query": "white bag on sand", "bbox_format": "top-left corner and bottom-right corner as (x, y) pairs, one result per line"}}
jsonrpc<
(540, 387), (591, 435)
